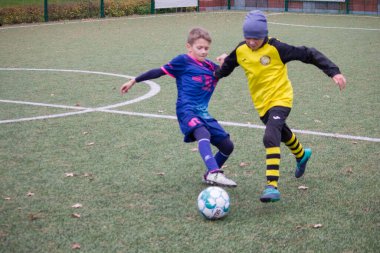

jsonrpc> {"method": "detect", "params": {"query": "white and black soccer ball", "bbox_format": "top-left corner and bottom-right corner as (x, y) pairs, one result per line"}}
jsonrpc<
(197, 186), (230, 220)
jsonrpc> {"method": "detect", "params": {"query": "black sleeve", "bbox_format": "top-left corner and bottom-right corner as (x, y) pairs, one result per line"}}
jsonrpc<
(135, 68), (166, 82)
(214, 42), (244, 79)
(270, 38), (341, 77)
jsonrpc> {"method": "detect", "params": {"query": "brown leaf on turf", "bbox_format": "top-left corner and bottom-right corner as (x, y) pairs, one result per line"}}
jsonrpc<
(86, 142), (95, 146)
(4, 197), (11, 200)
(351, 141), (358, 144)
(71, 243), (81, 249)
(71, 213), (81, 218)
(344, 167), (353, 174)
(190, 147), (198, 152)
(298, 185), (308, 190)
(221, 165), (228, 169)
(312, 224), (323, 228)
(65, 172), (75, 177)
(239, 162), (249, 167)
(28, 213), (39, 221)
(71, 203), (83, 208)
(82, 131), (88, 135)
(156, 172), (165, 176)
(26, 192), (34, 197)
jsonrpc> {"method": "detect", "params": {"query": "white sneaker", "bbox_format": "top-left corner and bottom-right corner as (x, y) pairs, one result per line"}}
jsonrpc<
(203, 170), (237, 187)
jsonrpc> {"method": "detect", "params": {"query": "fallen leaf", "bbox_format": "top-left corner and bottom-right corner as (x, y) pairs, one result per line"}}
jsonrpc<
(221, 165), (228, 169)
(71, 203), (83, 208)
(239, 162), (249, 167)
(344, 167), (353, 174)
(28, 213), (40, 221)
(83, 173), (92, 177)
(158, 110), (164, 113)
(71, 213), (81, 218)
(351, 141), (357, 144)
(71, 243), (81, 249)
(190, 147), (198, 152)
(298, 185), (308, 190)
(156, 172), (165, 176)
(314, 119), (321, 123)
(82, 131), (88, 135)
(26, 192), (34, 197)
(312, 224), (323, 228)
(75, 103), (81, 107)
(65, 173), (75, 177)
(323, 95), (330, 98)
(86, 142), (95, 146)
(4, 197), (11, 200)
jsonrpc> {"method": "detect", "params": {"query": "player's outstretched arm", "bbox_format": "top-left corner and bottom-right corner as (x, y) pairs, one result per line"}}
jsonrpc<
(332, 74), (346, 91)
(120, 79), (136, 94)
(216, 53), (228, 66)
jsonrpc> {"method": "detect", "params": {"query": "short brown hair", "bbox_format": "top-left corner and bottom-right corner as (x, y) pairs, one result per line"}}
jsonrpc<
(187, 27), (212, 45)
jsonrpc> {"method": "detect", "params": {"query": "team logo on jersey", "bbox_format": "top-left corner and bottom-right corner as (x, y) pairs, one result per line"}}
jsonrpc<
(260, 55), (271, 66)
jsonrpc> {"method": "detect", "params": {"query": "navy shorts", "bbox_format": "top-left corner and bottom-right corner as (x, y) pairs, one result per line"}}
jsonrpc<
(178, 114), (229, 144)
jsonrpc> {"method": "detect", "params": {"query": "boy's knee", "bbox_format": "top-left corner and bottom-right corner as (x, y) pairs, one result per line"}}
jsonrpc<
(218, 137), (234, 156)
(263, 133), (277, 148)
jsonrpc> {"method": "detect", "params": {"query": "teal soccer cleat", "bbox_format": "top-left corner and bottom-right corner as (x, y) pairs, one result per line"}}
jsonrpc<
(260, 186), (281, 203)
(295, 148), (312, 178)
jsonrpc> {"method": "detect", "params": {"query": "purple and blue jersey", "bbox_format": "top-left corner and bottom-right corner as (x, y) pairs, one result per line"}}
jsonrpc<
(134, 53), (229, 143)
(161, 54), (219, 120)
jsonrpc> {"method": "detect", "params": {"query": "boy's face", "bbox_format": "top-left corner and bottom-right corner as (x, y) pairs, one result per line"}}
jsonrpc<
(245, 38), (265, 51)
(186, 38), (210, 62)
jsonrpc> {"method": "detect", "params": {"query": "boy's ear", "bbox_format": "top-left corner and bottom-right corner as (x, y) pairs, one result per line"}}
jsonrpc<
(186, 43), (192, 51)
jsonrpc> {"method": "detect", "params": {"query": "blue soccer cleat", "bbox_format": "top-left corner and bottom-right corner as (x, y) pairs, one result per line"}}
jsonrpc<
(260, 186), (281, 203)
(295, 148), (312, 178)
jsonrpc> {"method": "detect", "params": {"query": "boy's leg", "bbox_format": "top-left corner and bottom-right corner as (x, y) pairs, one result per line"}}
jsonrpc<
(214, 137), (234, 168)
(260, 107), (290, 202)
(193, 127), (237, 187)
(281, 125), (312, 178)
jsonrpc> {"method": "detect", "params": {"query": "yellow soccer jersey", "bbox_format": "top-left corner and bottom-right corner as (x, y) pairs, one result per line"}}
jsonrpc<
(215, 38), (341, 117)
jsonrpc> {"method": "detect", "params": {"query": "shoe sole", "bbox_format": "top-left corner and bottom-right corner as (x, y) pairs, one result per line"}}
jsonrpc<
(260, 196), (280, 203)
(202, 179), (237, 188)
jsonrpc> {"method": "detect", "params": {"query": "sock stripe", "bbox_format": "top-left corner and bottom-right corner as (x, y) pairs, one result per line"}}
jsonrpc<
(266, 147), (281, 154)
(285, 134), (296, 146)
(266, 170), (280, 177)
(266, 154), (281, 159)
(198, 138), (210, 143)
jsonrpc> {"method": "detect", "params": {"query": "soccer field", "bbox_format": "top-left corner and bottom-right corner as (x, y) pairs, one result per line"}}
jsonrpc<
(0, 12), (379, 252)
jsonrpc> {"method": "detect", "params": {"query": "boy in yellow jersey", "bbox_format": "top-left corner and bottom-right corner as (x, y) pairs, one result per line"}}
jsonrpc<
(215, 10), (346, 202)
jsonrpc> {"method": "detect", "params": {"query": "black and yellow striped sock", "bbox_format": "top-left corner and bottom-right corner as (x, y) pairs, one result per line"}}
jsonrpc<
(285, 133), (304, 160)
(266, 147), (280, 188)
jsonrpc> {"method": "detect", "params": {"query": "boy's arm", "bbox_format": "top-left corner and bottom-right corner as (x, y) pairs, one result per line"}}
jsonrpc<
(120, 68), (165, 94)
(271, 38), (346, 90)
(214, 49), (239, 79)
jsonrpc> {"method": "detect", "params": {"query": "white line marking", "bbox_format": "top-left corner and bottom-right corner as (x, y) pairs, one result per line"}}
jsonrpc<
(0, 67), (160, 122)
(1, 69), (379, 143)
(268, 22), (380, 31)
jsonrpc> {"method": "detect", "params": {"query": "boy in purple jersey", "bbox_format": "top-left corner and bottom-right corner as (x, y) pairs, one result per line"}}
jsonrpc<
(120, 27), (237, 187)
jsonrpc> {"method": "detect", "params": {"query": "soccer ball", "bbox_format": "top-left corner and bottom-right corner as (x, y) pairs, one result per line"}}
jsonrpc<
(197, 186), (230, 220)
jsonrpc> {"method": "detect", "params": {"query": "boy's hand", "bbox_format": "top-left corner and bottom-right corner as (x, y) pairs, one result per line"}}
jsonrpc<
(332, 74), (346, 91)
(216, 53), (228, 66)
(120, 79), (136, 94)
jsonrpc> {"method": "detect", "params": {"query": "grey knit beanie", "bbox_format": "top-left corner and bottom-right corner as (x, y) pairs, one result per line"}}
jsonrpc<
(243, 10), (268, 39)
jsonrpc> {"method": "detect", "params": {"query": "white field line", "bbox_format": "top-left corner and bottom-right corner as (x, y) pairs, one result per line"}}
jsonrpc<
(2, 98), (380, 143)
(1, 69), (379, 143)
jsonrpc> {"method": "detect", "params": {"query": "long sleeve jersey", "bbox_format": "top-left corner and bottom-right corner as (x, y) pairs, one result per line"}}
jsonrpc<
(215, 37), (341, 117)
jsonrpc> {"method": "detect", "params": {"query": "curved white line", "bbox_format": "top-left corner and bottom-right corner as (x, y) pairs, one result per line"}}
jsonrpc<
(0, 68), (161, 122)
